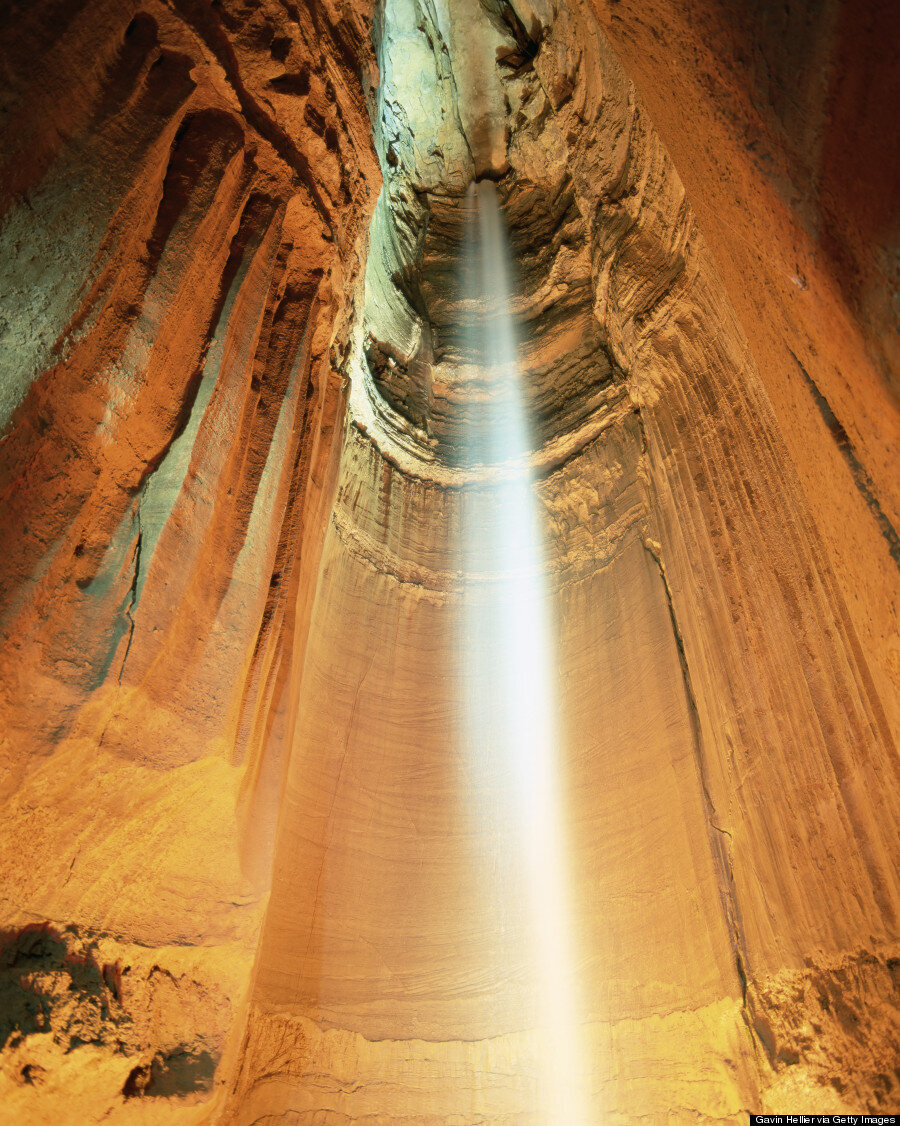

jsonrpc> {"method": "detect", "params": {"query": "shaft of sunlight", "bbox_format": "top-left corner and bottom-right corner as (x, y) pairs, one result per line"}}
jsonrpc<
(461, 180), (593, 1124)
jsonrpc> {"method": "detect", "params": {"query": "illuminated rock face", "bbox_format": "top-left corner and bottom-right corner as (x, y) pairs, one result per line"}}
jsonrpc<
(0, 0), (897, 1123)
(0, 0), (380, 1118)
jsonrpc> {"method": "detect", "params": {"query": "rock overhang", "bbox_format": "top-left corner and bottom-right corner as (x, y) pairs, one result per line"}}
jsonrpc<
(357, 0), (625, 471)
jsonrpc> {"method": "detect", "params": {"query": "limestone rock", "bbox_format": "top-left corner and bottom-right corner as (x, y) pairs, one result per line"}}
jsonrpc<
(0, 0), (897, 1121)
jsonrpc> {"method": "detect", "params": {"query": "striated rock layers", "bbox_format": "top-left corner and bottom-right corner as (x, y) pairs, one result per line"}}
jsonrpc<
(0, 0), (897, 1123)
(0, 0), (380, 1119)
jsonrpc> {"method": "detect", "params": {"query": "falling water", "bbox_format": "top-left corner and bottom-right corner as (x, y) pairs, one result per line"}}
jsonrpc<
(460, 181), (593, 1123)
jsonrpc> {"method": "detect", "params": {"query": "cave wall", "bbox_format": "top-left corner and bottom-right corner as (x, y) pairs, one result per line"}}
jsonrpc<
(222, 0), (900, 1120)
(0, 0), (379, 1118)
(591, 0), (900, 749)
(0, 0), (897, 1122)
(561, 0), (900, 1094)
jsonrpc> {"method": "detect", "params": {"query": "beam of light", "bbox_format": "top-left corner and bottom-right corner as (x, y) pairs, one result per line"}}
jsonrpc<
(459, 180), (594, 1124)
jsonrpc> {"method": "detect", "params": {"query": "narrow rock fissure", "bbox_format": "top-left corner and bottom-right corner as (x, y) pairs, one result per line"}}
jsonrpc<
(117, 500), (143, 686)
(789, 346), (900, 569)
(641, 524), (764, 1061)
(633, 401), (767, 1084)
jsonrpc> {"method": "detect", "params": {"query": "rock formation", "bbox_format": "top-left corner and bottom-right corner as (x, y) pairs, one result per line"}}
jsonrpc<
(0, 0), (897, 1122)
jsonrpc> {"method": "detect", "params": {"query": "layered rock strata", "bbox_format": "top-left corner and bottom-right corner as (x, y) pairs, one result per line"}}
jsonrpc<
(591, 0), (900, 750)
(0, 0), (379, 1118)
(225, 0), (900, 1121)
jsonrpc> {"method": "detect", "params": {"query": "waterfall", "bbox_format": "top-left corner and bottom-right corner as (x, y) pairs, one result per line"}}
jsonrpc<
(460, 180), (593, 1124)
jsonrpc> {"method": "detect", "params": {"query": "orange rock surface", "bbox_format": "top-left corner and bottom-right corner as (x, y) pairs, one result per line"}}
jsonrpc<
(0, 0), (896, 1122)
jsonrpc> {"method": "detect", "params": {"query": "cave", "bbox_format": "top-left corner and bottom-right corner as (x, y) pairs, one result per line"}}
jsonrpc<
(0, 0), (898, 1121)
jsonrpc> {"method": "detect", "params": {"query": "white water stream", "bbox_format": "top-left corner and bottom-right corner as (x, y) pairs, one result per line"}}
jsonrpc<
(460, 180), (593, 1124)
